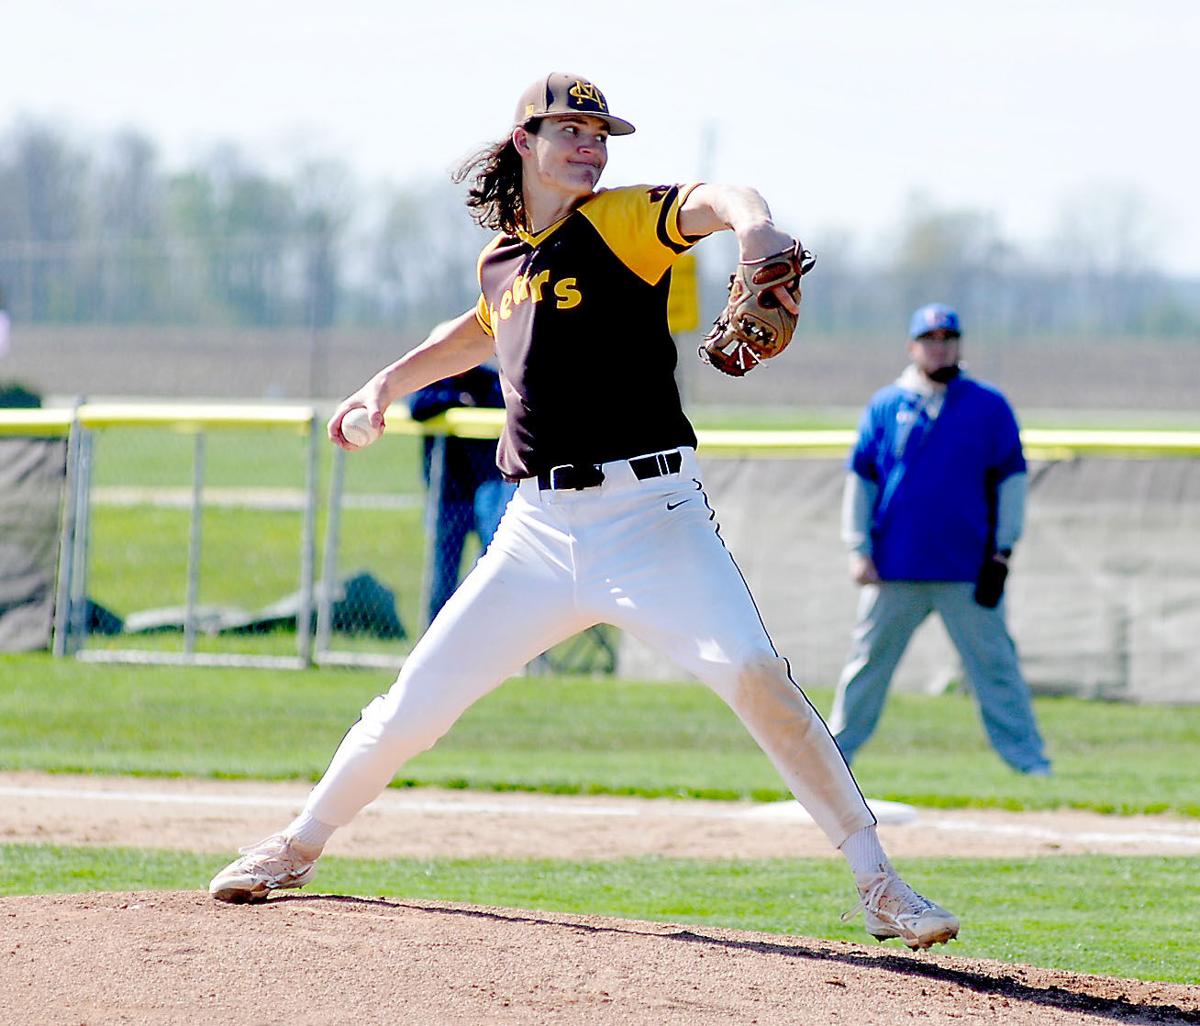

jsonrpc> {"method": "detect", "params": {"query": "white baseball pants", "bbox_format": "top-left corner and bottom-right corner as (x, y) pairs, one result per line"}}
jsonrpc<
(305, 448), (875, 847)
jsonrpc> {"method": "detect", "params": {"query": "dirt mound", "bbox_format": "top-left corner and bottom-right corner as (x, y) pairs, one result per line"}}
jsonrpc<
(2, 891), (1197, 1025)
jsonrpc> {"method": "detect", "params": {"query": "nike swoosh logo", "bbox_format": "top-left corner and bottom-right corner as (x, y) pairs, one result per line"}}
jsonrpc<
(666, 499), (690, 510)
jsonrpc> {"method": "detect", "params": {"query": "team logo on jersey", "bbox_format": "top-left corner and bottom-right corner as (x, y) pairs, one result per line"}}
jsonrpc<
(568, 80), (608, 112)
(489, 270), (582, 327)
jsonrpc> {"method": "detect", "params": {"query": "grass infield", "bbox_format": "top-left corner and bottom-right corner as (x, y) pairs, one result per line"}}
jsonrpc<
(0, 844), (1195, 984)
(1, 654), (1196, 816)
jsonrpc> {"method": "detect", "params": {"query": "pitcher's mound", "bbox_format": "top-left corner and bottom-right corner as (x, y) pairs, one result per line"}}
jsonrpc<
(2, 891), (1197, 1025)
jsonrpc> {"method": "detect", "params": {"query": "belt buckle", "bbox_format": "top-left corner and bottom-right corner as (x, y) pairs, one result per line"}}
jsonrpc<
(548, 463), (604, 490)
(548, 464), (572, 490)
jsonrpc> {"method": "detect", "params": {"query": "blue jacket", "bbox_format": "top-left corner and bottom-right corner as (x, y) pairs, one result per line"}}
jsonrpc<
(409, 367), (505, 504)
(849, 375), (1026, 582)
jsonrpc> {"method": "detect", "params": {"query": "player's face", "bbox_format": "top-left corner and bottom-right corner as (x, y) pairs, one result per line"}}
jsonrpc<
(524, 115), (609, 201)
(908, 331), (961, 377)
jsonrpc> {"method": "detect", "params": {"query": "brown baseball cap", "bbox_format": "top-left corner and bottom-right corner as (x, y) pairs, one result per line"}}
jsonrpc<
(513, 72), (636, 136)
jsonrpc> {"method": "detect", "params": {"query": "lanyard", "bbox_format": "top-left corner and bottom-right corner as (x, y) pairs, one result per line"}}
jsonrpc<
(878, 391), (942, 519)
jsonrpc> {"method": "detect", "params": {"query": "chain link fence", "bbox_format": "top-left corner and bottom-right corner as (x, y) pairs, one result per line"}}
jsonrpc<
(9, 404), (612, 673)
(5, 405), (1197, 698)
(51, 405), (320, 668)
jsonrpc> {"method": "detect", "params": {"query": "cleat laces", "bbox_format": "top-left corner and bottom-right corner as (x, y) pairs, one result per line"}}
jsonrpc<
(841, 873), (934, 941)
(234, 834), (312, 885)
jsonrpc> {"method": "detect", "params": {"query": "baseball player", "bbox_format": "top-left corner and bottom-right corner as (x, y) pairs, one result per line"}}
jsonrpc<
(209, 73), (959, 950)
(828, 303), (1052, 775)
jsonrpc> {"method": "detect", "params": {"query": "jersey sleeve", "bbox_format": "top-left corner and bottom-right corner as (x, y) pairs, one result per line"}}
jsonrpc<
(474, 293), (494, 337)
(578, 184), (706, 285)
(474, 236), (504, 337)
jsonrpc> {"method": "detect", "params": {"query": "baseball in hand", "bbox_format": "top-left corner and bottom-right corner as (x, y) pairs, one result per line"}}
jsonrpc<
(340, 407), (382, 449)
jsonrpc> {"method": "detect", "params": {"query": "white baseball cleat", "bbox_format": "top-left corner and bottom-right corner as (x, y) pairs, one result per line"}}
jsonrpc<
(208, 834), (320, 904)
(842, 872), (960, 950)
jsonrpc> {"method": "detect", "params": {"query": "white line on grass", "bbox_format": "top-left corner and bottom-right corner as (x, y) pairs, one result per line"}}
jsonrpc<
(5, 785), (1199, 848)
(927, 818), (1200, 850)
(0, 784), (910, 825)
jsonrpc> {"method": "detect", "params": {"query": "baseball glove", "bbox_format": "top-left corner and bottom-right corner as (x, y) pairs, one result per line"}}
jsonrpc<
(699, 241), (816, 377)
(974, 554), (1010, 609)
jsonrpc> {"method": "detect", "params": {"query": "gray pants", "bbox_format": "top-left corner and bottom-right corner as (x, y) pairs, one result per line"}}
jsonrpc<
(829, 581), (1050, 773)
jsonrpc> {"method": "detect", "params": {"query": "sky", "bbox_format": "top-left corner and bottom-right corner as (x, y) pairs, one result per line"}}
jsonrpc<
(6, 0), (1199, 274)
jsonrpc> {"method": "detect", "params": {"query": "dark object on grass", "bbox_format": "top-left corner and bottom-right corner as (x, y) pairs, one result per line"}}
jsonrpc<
(0, 381), (41, 408)
(330, 572), (406, 639)
(121, 571), (406, 640)
(81, 599), (124, 635)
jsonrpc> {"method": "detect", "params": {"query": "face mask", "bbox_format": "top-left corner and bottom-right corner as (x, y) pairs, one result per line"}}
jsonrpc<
(927, 365), (960, 384)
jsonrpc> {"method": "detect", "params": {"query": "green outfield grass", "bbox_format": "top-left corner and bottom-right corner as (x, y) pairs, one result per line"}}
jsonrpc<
(0, 844), (1194, 984)
(1, 654), (1196, 816)
(87, 504), (427, 638)
(86, 426), (433, 648)
(89, 426), (425, 494)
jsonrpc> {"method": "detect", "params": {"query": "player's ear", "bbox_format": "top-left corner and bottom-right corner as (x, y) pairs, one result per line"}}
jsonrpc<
(512, 127), (532, 156)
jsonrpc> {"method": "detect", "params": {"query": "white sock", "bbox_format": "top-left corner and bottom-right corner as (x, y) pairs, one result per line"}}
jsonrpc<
(840, 826), (894, 881)
(284, 810), (336, 853)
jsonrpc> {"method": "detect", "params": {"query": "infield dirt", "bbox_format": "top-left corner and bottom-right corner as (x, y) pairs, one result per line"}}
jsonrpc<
(2, 891), (1198, 1025)
(2, 772), (1199, 1025)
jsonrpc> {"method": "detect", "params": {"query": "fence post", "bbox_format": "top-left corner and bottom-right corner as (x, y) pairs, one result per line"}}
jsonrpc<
(184, 432), (206, 654)
(295, 411), (319, 667)
(66, 427), (93, 651)
(51, 415), (82, 657)
(315, 444), (345, 662)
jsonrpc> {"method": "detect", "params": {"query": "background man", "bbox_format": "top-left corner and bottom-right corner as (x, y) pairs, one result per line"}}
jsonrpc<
(408, 365), (514, 625)
(828, 303), (1051, 775)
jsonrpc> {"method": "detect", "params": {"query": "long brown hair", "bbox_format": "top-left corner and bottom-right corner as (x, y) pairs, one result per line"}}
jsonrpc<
(453, 121), (540, 236)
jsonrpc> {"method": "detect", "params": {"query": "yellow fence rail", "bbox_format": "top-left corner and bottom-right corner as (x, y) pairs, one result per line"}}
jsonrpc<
(4, 404), (1200, 457)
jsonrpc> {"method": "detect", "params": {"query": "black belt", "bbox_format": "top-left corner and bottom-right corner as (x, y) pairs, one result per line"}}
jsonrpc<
(537, 449), (683, 491)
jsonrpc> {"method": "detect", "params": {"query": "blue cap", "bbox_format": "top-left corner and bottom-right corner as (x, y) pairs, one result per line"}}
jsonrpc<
(909, 303), (961, 340)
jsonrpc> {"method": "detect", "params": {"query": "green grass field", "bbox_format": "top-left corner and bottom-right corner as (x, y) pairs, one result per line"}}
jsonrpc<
(9, 418), (1200, 985)
(1, 844), (1194, 984)
(85, 426), (432, 650)
(88, 504), (427, 636)
(1, 654), (1196, 814)
(89, 425), (425, 494)
(2, 656), (1198, 983)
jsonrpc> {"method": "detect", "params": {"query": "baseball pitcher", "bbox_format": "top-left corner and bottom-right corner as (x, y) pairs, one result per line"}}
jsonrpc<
(209, 73), (959, 951)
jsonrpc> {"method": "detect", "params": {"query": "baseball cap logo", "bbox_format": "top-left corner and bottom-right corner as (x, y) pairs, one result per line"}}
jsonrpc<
(568, 80), (608, 112)
(514, 73), (635, 135)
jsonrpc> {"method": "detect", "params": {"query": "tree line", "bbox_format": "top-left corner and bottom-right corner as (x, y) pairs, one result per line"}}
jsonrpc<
(0, 119), (1196, 339)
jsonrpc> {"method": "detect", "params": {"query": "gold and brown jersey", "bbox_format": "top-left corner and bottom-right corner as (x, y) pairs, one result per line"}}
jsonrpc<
(476, 184), (704, 480)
